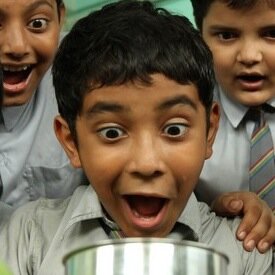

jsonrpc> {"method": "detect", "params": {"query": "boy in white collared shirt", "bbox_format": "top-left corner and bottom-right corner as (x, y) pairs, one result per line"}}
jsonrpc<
(191, 0), (275, 253)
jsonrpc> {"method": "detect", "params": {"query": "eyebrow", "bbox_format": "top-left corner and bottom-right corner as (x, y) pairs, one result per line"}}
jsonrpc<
(260, 24), (275, 31)
(0, 0), (54, 16)
(207, 25), (238, 32)
(86, 102), (128, 117)
(27, 0), (54, 12)
(157, 95), (197, 112)
(86, 94), (197, 118)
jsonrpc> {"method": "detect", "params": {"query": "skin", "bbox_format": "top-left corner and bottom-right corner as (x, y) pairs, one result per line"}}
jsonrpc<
(55, 74), (219, 237)
(202, 1), (275, 107)
(201, 0), (275, 252)
(0, 0), (65, 106)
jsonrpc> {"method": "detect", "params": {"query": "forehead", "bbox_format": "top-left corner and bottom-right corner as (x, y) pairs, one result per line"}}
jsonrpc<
(215, 0), (275, 9)
(0, 0), (57, 12)
(81, 75), (202, 117)
(204, 0), (275, 26)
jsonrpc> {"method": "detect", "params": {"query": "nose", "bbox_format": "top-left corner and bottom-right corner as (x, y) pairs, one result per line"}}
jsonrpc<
(236, 39), (262, 66)
(126, 134), (166, 178)
(2, 24), (30, 60)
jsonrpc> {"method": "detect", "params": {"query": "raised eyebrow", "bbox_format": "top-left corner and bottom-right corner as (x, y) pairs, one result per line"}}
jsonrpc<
(0, 0), (54, 17)
(27, 0), (55, 13)
(260, 25), (275, 31)
(86, 101), (128, 117)
(157, 95), (197, 112)
(208, 25), (238, 32)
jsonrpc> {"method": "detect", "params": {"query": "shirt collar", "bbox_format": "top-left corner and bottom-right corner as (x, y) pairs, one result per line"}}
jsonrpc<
(1, 90), (37, 131)
(69, 186), (104, 224)
(1, 103), (28, 131)
(217, 86), (248, 129)
(266, 97), (275, 108)
(217, 85), (275, 127)
(176, 193), (202, 239)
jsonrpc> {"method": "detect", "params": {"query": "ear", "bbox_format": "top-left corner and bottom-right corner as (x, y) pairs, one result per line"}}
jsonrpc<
(54, 115), (82, 168)
(58, 3), (66, 29)
(205, 102), (220, 159)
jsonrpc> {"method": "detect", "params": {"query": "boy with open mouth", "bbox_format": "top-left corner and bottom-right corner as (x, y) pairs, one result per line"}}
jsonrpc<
(0, 1), (273, 274)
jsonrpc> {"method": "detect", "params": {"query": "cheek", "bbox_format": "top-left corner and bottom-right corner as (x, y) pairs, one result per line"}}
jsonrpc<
(35, 31), (60, 62)
(168, 140), (207, 181)
(266, 53), (275, 72)
(79, 147), (126, 196)
(213, 54), (228, 71)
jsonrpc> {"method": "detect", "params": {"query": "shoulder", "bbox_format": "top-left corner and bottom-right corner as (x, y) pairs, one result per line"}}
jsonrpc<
(3, 196), (70, 233)
(0, 194), (73, 274)
(8, 185), (89, 222)
(198, 202), (273, 274)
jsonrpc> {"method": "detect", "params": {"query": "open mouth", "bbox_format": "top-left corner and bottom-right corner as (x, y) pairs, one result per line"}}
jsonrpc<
(124, 195), (168, 219)
(3, 65), (33, 86)
(236, 73), (266, 91)
(236, 74), (265, 82)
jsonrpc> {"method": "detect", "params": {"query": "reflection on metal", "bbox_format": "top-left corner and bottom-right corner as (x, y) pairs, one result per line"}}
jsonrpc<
(64, 238), (229, 275)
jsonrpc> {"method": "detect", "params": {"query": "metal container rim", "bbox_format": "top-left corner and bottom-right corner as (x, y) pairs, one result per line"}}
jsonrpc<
(63, 237), (229, 264)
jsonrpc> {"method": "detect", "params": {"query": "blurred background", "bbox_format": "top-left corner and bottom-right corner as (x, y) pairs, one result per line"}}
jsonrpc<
(63, 0), (194, 30)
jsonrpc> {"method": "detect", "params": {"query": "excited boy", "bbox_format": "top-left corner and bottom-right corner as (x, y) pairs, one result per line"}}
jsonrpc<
(0, 1), (273, 274)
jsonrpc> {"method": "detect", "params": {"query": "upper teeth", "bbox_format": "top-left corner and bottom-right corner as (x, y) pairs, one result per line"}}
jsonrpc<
(3, 65), (30, 72)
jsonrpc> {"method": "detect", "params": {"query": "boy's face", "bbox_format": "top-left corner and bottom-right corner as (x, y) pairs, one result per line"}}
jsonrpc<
(0, 0), (64, 106)
(202, 1), (275, 106)
(56, 74), (219, 237)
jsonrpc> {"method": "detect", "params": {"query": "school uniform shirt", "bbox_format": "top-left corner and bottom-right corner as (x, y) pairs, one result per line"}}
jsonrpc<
(0, 201), (12, 231)
(196, 85), (275, 205)
(0, 68), (86, 207)
(0, 185), (272, 275)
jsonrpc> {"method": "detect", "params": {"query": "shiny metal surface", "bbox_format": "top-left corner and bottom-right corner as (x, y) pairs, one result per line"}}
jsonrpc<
(64, 238), (228, 275)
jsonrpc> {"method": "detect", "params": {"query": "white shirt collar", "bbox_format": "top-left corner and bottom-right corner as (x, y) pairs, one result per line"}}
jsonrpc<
(217, 86), (248, 129)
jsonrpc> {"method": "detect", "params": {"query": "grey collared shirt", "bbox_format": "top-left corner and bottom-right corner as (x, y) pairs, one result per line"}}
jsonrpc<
(196, 85), (275, 204)
(0, 201), (12, 231)
(0, 185), (272, 275)
(0, 68), (85, 207)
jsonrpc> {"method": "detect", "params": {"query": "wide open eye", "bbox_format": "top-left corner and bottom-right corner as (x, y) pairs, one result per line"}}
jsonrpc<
(98, 127), (125, 141)
(262, 28), (275, 40)
(163, 123), (187, 138)
(217, 31), (238, 41)
(28, 18), (48, 32)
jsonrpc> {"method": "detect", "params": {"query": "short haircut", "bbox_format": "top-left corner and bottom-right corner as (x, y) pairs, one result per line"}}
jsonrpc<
(191, 0), (275, 30)
(52, 0), (215, 139)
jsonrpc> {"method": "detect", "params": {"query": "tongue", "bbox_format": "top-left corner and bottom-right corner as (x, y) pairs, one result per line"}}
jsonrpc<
(128, 196), (164, 217)
(4, 71), (29, 85)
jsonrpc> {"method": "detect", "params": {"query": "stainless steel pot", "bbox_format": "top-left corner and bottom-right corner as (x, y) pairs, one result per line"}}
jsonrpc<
(64, 238), (229, 275)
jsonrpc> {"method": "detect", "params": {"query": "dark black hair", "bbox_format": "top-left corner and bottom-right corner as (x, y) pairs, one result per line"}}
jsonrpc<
(191, 0), (275, 31)
(52, 0), (215, 138)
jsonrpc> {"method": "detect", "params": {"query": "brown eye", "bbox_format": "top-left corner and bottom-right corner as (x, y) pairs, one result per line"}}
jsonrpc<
(262, 29), (275, 40)
(28, 18), (48, 31)
(163, 124), (186, 137)
(98, 127), (125, 140)
(217, 31), (237, 41)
